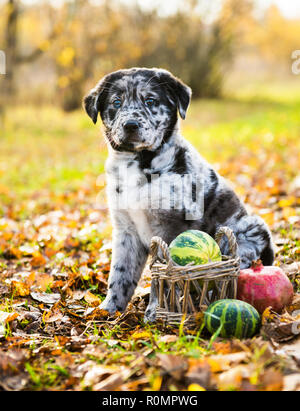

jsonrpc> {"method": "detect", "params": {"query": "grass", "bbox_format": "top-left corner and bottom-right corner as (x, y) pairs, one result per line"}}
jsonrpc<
(1, 84), (300, 204)
(0, 106), (107, 199)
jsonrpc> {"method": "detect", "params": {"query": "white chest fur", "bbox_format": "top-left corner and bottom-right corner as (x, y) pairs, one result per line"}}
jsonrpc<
(106, 154), (154, 245)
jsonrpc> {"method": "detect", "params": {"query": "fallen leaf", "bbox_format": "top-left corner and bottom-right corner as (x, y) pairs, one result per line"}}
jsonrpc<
(93, 372), (124, 391)
(31, 253), (47, 267)
(11, 281), (30, 297)
(84, 291), (101, 307)
(261, 308), (300, 342)
(131, 331), (152, 340)
(206, 352), (249, 373)
(186, 359), (211, 389)
(259, 368), (283, 391)
(83, 365), (117, 387)
(187, 383), (206, 391)
(0, 311), (19, 337)
(157, 354), (188, 380)
(31, 292), (61, 305)
(283, 374), (300, 391)
(159, 335), (177, 343)
(217, 365), (252, 391)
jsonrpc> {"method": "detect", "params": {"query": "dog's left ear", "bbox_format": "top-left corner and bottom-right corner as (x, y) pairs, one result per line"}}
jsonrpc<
(159, 70), (192, 119)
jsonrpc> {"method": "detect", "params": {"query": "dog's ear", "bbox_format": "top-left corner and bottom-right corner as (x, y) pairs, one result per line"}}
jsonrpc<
(83, 91), (99, 124)
(158, 70), (192, 119)
(83, 76), (110, 124)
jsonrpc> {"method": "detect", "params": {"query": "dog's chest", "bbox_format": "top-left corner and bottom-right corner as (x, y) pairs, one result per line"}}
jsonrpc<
(107, 159), (154, 242)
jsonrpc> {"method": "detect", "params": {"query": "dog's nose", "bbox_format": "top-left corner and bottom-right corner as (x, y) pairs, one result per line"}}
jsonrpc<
(123, 120), (139, 133)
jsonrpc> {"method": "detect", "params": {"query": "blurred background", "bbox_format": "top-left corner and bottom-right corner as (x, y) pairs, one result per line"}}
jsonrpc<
(1, 0), (300, 108)
(0, 0), (299, 242)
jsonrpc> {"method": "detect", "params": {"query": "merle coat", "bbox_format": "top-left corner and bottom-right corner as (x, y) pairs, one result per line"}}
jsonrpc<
(83, 67), (274, 320)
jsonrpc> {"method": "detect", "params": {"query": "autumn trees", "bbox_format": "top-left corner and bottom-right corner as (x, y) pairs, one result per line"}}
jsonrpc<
(0, 0), (298, 111)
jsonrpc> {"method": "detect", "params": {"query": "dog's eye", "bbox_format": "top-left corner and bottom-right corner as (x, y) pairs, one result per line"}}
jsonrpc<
(145, 98), (155, 107)
(113, 99), (122, 109)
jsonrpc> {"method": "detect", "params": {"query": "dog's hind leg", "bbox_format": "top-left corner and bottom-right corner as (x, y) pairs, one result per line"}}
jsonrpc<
(100, 227), (148, 313)
(219, 214), (275, 269)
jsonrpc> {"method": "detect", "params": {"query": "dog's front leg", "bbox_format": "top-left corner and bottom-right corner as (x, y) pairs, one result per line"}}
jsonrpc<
(100, 228), (148, 313)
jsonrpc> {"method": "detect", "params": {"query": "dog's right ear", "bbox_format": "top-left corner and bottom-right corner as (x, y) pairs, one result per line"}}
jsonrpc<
(83, 91), (99, 124)
(83, 76), (111, 124)
(83, 80), (105, 124)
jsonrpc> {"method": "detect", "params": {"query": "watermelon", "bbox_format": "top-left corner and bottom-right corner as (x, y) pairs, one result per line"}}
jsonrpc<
(204, 299), (261, 339)
(169, 230), (222, 266)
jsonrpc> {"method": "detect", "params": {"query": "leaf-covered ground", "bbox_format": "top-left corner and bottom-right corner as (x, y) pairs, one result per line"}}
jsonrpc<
(0, 87), (299, 391)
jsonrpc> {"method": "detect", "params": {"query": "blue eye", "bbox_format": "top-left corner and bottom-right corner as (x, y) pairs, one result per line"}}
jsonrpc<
(145, 98), (155, 107)
(113, 99), (122, 108)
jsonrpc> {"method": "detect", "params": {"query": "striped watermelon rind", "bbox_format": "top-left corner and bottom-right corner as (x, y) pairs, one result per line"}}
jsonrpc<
(169, 230), (222, 266)
(204, 299), (261, 339)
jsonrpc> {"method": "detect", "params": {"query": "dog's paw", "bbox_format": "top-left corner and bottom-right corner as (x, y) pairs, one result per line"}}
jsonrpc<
(99, 298), (118, 314)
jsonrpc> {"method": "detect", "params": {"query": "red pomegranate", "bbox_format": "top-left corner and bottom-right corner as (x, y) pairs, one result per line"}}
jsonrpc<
(237, 260), (294, 313)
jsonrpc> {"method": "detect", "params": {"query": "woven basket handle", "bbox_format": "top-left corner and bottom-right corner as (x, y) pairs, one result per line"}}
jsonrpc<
(149, 226), (238, 268)
(215, 226), (238, 258)
(149, 236), (174, 270)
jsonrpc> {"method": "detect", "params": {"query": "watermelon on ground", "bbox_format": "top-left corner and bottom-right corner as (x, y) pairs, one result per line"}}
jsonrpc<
(169, 230), (222, 266)
(204, 299), (261, 339)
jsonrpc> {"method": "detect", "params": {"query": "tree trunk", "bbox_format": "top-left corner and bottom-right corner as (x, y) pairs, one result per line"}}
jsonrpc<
(3, 0), (18, 99)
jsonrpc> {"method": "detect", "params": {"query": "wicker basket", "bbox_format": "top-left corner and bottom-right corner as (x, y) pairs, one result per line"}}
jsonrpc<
(148, 227), (240, 327)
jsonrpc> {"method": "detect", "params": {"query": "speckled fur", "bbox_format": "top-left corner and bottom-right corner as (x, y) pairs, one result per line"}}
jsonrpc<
(83, 68), (274, 320)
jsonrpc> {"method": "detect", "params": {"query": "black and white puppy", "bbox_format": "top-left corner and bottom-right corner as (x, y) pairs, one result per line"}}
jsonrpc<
(83, 67), (274, 319)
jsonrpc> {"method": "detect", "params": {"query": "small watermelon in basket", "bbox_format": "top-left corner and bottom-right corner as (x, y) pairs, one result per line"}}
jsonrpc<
(169, 230), (222, 266)
(204, 299), (261, 339)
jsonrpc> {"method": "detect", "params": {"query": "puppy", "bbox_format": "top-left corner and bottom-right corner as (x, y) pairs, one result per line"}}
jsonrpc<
(83, 67), (274, 320)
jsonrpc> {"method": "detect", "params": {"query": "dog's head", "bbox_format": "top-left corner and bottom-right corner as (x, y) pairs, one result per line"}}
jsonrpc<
(83, 68), (191, 152)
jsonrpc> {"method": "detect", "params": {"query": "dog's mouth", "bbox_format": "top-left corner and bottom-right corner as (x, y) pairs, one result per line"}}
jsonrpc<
(105, 123), (158, 152)
(115, 130), (153, 152)
(111, 139), (146, 153)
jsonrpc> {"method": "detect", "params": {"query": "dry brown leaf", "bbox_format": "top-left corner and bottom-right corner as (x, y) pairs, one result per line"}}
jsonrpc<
(259, 368), (283, 391)
(283, 374), (300, 391)
(84, 291), (101, 307)
(84, 307), (110, 320)
(35, 273), (54, 292)
(83, 365), (117, 387)
(157, 354), (188, 380)
(93, 372), (125, 391)
(287, 294), (300, 313)
(261, 308), (300, 342)
(217, 365), (252, 391)
(206, 351), (249, 373)
(31, 292), (61, 305)
(131, 331), (152, 340)
(11, 281), (30, 297)
(0, 311), (19, 336)
(31, 253), (47, 267)
(44, 308), (64, 323)
(159, 335), (178, 343)
(186, 359), (211, 389)
(276, 337), (300, 366)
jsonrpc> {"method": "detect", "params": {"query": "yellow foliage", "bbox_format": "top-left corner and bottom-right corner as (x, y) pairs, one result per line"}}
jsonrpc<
(57, 76), (70, 89)
(39, 40), (51, 52)
(57, 47), (75, 67)
(131, 331), (152, 340)
(188, 383), (206, 391)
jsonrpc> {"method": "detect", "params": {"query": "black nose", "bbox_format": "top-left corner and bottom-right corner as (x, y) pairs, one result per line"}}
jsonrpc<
(123, 120), (139, 132)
